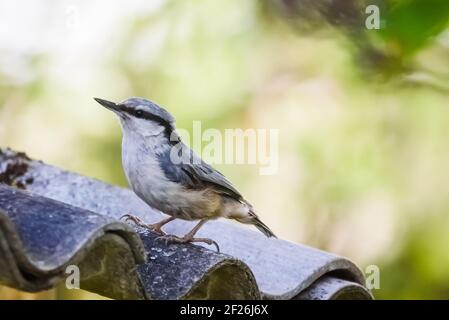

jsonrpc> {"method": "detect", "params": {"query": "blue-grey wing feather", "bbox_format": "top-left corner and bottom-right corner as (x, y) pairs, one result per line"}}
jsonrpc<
(158, 143), (243, 201)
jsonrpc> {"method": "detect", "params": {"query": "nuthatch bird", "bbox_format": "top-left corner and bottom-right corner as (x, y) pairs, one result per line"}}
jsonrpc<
(95, 97), (276, 251)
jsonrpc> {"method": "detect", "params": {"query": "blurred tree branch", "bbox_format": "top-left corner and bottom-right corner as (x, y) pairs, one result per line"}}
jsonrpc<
(262, 0), (449, 78)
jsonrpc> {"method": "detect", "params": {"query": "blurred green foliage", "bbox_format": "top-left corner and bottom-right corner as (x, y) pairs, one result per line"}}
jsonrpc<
(381, 0), (449, 55)
(0, 0), (448, 299)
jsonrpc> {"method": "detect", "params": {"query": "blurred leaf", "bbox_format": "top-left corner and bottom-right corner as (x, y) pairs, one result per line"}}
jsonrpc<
(381, 0), (449, 56)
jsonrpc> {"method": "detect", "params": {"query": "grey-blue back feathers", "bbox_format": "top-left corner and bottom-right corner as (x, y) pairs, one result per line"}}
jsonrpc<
(158, 142), (243, 201)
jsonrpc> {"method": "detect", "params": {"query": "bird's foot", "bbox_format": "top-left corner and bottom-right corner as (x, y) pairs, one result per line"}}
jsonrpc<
(157, 234), (220, 253)
(120, 214), (166, 236)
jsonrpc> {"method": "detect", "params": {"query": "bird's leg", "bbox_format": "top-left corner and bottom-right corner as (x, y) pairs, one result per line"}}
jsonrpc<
(120, 214), (175, 236)
(150, 216), (176, 235)
(159, 219), (220, 252)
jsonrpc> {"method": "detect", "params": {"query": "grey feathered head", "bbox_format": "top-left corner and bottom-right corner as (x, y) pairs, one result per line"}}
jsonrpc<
(95, 97), (176, 136)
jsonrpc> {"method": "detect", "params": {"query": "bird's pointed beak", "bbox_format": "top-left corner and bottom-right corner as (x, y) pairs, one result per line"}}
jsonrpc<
(94, 97), (120, 112)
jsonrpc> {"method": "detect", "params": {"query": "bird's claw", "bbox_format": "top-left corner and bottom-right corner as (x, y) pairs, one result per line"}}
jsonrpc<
(156, 234), (181, 246)
(157, 234), (220, 253)
(196, 237), (220, 253)
(120, 214), (142, 225)
(120, 214), (166, 236)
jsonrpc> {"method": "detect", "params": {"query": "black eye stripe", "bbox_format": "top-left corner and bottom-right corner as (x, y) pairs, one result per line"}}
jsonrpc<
(120, 105), (173, 131)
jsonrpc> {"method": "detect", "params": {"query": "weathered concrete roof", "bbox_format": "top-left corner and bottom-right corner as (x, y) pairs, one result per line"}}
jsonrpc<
(0, 148), (373, 299)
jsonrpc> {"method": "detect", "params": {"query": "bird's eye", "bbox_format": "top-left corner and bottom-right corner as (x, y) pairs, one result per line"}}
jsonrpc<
(135, 110), (144, 117)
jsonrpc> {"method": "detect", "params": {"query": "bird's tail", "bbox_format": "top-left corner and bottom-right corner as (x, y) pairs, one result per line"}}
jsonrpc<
(248, 209), (277, 238)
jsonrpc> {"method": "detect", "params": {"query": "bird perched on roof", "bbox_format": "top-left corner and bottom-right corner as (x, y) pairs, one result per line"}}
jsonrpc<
(94, 97), (276, 251)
